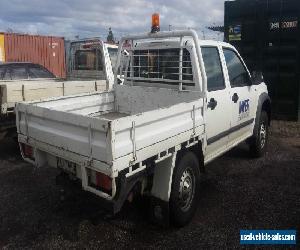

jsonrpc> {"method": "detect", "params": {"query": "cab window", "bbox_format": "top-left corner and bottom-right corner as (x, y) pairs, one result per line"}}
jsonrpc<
(223, 48), (251, 87)
(28, 65), (55, 78)
(75, 49), (103, 71)
(201, 47), (225, 91)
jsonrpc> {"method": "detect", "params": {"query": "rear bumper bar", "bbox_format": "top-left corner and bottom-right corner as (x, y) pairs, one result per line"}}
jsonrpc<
(18, 133), (113, 176)
(18, 134), (117, 200)
(18, 134), (147, 214)
(56, 166), (146, 214)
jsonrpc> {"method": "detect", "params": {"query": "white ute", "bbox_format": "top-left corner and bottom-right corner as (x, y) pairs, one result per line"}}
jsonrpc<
(0, 42), (117, 140)
(16, 28), (271, 226)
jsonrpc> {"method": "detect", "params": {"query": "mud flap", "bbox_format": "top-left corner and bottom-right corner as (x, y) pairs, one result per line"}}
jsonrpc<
(149, 153), (177, 226)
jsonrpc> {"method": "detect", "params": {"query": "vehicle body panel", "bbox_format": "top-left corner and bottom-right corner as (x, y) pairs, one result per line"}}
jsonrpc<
(0, 79), (107, 114)
(17, 85), (204, 169)
(16, 30), (269, 216)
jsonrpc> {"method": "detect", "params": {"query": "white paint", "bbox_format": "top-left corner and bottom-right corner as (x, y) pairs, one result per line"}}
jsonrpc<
(16, 30), (269, 202)
(151, 153), (177, 201)
(0, 79), (107, 114)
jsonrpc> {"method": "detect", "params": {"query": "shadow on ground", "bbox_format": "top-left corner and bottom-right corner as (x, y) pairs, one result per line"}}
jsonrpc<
(0, 134), (299, 248)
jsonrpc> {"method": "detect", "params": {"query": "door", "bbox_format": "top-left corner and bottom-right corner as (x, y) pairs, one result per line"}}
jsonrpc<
(201, 46), (231, 160)
(222, 48), (257, 144)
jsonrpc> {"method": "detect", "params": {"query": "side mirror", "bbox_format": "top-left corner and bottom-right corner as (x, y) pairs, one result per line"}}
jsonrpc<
(251, 71), (264, 85)
(117, 77), (123, 85)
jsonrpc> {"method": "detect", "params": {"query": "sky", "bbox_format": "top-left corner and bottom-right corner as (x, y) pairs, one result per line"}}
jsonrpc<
(0, 0), (225, 40)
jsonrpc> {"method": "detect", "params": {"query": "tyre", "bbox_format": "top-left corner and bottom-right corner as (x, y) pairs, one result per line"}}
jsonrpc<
(249, 110), (269, 157)
(170, 151), (201, 226)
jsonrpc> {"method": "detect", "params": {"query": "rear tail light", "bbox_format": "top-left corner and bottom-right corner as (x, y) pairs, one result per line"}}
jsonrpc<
(21, 143), (34, 159)
(96, 172), (112, 192)
(89, 169), (112, 194)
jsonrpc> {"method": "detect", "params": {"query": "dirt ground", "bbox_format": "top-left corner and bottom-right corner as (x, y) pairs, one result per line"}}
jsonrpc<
(0, 122), (299, 249)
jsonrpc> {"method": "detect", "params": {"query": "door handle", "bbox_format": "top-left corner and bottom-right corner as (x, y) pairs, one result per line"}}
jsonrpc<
(208, 98), (218, 110)
(232, 93), (239, 103)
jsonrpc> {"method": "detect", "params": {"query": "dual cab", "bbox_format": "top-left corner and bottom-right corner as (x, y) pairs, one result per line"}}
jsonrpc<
(16, 30), (271, 226)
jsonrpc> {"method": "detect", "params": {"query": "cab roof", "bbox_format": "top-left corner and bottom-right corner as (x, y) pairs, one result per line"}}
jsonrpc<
(0, 62), (42, 66)
(198, 39), (234, 48)
(132, 37), (235, 50)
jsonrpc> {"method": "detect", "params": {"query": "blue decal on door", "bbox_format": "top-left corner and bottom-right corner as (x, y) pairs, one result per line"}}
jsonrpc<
(239, 99), (250, 120)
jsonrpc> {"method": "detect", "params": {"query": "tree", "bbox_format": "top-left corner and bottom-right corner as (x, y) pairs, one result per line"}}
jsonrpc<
(6, 28), (14, 33)
(107, 27), (115, 44)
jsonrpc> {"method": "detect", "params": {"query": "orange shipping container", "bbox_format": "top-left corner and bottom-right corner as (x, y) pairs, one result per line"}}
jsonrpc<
(0, 32), (66, 78)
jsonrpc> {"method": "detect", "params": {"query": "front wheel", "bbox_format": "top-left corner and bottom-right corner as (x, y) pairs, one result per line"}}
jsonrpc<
(249, 111), (269, 157)
(170, 151), (201, 227)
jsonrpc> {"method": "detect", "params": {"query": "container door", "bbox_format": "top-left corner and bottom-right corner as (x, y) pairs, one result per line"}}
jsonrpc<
(201, 46), (231, 159)
(222, 47), (257, 144)
(49, 37), (66, 78)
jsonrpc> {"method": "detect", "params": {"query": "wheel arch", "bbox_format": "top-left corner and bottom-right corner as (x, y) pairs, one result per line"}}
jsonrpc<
(262, 98), (271, 126)
(177, 141), (205, 174)
(255, 93), (271, 132)
(150, 140), (205, 203)
(149, 141), (204, 225)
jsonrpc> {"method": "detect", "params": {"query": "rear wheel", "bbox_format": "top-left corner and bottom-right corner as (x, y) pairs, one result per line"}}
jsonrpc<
(249, 111), (269, 157)
(170, 151), (200, 226)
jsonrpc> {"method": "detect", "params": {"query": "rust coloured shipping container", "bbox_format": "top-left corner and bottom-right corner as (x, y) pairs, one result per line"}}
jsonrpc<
(0, 32), (66, 78)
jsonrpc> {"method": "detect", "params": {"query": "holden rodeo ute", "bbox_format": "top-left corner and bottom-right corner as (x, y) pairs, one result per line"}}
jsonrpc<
(16, 15), (271, 226)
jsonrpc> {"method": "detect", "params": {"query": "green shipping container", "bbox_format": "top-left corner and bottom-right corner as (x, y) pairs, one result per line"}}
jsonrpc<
(224, 0), (300, 121)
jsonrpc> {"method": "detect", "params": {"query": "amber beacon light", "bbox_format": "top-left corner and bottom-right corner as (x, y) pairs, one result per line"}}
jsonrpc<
(151, 13), (160, 33)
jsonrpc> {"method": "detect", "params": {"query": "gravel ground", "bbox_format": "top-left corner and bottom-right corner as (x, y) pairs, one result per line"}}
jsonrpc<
(0, 123), (299, 249)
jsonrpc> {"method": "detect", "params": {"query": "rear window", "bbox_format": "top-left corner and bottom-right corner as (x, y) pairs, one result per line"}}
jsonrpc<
(28, 66), (55, 78)
(75, 49), (103, 71)
(201, 47), (225, 91)
(7, 66), (28, 80)
(131, 48), (193, 84)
